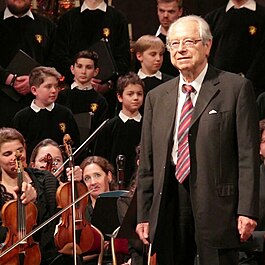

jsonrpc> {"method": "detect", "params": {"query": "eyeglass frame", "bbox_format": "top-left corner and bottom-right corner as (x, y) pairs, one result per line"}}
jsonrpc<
(166, 38), (202, 51)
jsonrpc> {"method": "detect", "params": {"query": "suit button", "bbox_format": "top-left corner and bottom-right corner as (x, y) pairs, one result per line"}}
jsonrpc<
(159, 192), (162, 195)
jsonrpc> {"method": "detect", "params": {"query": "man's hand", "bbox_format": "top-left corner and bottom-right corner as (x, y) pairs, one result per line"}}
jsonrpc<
(237, 215), (257, 242)
(14, 75), (31, 95)
(136, 222), (150, 245)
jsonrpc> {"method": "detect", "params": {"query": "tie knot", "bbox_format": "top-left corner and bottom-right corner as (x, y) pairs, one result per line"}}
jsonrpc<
(182, 84), (194, 94)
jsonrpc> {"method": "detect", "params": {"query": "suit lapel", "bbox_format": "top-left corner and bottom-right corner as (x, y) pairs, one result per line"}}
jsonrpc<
(191, 66), (220, 126)
(163, 78), (179, 131)
(153, 78), (179, 146)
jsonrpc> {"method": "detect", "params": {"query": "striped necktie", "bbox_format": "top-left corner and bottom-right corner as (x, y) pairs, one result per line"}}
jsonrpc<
(175, 84), (195, 183)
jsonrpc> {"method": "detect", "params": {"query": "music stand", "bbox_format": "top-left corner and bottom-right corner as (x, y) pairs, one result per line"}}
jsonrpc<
(91, 190), (128, 240)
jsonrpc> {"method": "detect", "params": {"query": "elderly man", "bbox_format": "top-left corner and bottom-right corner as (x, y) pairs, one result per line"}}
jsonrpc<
(136, 15), (260, 265)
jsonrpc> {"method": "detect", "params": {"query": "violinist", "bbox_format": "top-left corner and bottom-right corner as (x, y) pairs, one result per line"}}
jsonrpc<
(81, 156), (116, 219)
(80, 156), (117, 264)
(0, 127), (58, 264)
(30, 138), (82, 184)
(30, 138), (86, 265)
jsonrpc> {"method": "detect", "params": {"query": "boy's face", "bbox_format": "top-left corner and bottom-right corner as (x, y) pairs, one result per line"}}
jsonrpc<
(117, 84), (144, 115)
(136, 47), (164, 75)
(71, 58), (99, 86)
(31, 76), (59, 107)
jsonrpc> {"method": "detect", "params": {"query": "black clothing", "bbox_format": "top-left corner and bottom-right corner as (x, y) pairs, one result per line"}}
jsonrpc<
(205, 4), (265, 97)
(239, 163), (265, 265)
(57, 87), (108, 136)
(157, 33), (180, 77)
(12, 103), (80, 161)
(52, 6), (130, 85)
(94, 116), (142, 188)
(0, 65), (9, 84)
(141, 73), (173, 95)
(117, 192), (144, 265)
(52, 5), (131, 118)
(140, 73), (173, 114)
(256, 92), (265, 120)
(0, 11), (57, 127)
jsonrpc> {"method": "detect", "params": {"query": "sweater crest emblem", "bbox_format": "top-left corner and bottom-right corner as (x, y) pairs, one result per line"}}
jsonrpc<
(103, 28), (110, 38)
(249, 26), (257, 36)
(59, 122), (66, 133)
(90, 103), (99, 113)
(35, 34), (43, 44)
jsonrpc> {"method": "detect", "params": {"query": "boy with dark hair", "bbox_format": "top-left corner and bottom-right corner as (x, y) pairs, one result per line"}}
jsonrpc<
(57, 50), (108, 142)
(94, 72), (144, 188)
(12, 66), (80, 161)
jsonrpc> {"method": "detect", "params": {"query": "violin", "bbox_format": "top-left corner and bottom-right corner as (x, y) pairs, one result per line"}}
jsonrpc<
(54, 134), (94, 261)
(0, 151), (41, 265)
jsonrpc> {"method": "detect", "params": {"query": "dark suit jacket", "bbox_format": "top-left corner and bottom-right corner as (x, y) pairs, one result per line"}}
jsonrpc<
(137, 65), (260, 250)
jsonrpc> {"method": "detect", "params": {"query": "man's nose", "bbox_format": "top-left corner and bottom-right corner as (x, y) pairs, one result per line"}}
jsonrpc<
(163, 11), (169, 17)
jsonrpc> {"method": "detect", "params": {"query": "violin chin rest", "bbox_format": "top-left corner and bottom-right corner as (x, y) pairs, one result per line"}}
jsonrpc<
(58, 243), (82, 256)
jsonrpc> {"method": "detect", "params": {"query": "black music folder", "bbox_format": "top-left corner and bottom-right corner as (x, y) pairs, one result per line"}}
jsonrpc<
(88, 39), (118, 83)
(91, 190), (128, 239)
(2, 50), (40, 101)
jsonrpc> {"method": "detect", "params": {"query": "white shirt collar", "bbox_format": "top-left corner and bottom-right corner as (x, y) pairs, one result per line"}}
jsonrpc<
(81, 1), (107, 13)
(4, 7), (35, 20)
(138, 69), (162, 80)
(155, 25), (162, 37)
(71, 81), (93, 90)
(31, 100), (54, 112)
(119, 111), (142, 123)
(226, 0), (256, 12)
(179, 63), (208, 95)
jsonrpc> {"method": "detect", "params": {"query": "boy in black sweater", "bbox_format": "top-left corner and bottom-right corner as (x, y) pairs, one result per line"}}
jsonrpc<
(135, 34), (173, 94)
(12, 66), (80, 161)
(94, 72), (144, 188)
(57, 50), (108, 143)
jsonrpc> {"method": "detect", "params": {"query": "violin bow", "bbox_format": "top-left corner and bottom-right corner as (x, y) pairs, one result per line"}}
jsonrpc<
(54, 119), (109, 176)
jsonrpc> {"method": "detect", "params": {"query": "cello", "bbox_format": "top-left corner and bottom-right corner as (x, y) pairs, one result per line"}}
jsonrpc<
(54, 134), (94, 263)
(0, 151), (41, 265)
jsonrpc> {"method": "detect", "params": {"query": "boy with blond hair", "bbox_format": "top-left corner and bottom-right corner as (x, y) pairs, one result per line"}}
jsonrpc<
(134, 34), (173, 95)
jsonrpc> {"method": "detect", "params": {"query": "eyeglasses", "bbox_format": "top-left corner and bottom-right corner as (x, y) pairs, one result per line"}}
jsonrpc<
(166, 39), (202, 50)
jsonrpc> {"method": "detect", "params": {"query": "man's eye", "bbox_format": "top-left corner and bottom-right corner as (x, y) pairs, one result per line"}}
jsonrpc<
(184, 40), (194, 45)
